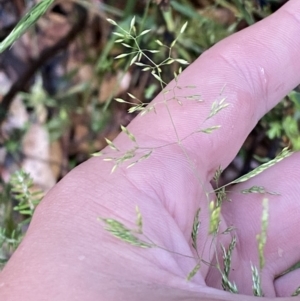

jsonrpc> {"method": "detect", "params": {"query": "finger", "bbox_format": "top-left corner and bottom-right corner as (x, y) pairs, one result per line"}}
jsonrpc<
(209, 152), (300, 297)
(112, 0), (300, 178)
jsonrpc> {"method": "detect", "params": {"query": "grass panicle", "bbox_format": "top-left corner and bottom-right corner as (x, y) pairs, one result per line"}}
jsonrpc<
(221, 236), (238, 293)
(251, 264), (263, 297)
(191, 208), (201, 253)
(241, 186), (280, 195)
(209, 200), (221, 235)
(213, 166), (223, 185)
(99, 13), (291, 296)
(199, 125), (221, 134)
(221, 273), (238, 294)
(230, 147), (293, 185)
(206, 97), (229, 120)
(121, 125), (137, 143)
(99, 217), (153, 248)
(135, 206), (143, 234)
(257, 198), (269, 270)
(222, 226), (236, 235)
(292, 286), (300, 297)
(215, 186), (229, 207)
(101, 17), (226, 176)
(186, 262), (201, 281)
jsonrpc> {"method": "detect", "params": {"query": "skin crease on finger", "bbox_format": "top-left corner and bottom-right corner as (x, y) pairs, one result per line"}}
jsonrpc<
(1, 1), (300, 301)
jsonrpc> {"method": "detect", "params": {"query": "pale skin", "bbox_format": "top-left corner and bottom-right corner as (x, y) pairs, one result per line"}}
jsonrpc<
(1, 1), (300, 300)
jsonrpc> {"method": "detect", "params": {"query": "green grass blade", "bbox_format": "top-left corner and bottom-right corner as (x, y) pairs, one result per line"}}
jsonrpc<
(230, 147), (293, 185)
(0, 0), (55, 53)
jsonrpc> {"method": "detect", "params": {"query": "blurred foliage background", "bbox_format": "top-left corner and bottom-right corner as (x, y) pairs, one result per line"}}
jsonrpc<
(0, 0), (299, 267)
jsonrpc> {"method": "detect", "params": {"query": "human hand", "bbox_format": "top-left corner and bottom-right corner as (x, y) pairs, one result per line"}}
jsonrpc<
(1, 1), (300, 300)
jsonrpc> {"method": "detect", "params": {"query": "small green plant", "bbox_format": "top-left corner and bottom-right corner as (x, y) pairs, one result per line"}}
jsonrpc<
(10, 170), (42, 217)
(0, 170), (42, 267)
(264, 91), (300, 151)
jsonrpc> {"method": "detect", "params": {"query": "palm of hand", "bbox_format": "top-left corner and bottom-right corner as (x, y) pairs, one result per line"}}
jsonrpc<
(91, 147), (300, 299)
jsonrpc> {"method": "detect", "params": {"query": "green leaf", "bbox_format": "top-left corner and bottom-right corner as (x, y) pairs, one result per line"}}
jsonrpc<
(282, 116), (300, 150)
(289, 91), (300, 110)
(266, 121), (282, 139)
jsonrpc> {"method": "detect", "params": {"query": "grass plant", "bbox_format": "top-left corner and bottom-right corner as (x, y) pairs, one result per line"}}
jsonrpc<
(0, 170), (42, 266)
